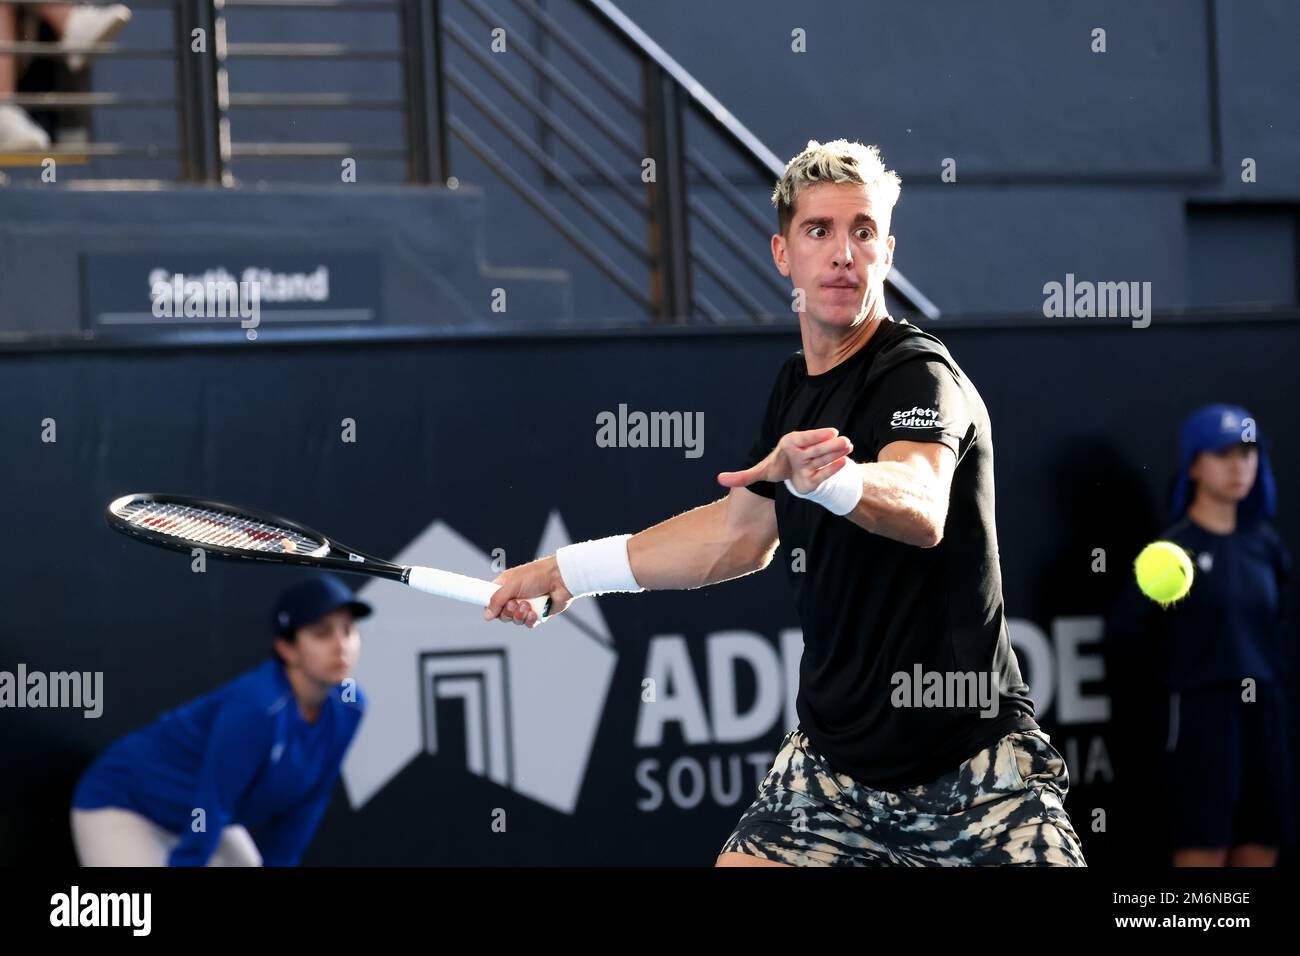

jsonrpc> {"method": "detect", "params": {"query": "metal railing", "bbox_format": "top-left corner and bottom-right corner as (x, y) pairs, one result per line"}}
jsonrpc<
(0, 0), (431, 180)
(0, 0), (189, 162)
(0, 0), (938, 323)
(211, 0), (414, 182)
(437, 0), (939, 323)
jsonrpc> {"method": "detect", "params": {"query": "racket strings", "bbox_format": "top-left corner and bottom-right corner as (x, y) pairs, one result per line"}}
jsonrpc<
(117, 500), (324, 555)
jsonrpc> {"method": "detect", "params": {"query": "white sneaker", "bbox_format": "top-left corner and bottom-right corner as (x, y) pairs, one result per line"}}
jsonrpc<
(63, 4), (133, 73)
(0, 104), (52, 150)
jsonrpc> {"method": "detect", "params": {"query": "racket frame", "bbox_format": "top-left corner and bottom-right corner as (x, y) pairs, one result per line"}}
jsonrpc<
(106, 492), (410, 583)
(106, 493), (551, 621)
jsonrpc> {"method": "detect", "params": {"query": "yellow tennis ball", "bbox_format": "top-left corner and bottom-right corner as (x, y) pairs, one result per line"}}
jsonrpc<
(1134, 541), (1194, 606)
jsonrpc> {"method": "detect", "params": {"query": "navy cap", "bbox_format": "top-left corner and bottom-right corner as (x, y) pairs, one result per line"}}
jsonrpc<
(1181, 404), (1257, 455)
(272, 574), (372, 636)
(1169, 403), (1276, 524)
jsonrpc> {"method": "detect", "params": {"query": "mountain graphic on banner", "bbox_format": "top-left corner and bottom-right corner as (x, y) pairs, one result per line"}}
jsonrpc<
(341, 512), (616, 815)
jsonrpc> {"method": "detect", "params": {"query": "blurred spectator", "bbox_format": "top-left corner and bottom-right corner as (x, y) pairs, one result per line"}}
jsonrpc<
(1107, 404), (1293, 866)
(0, 3), (131, 149)
(68, 575), (369, 867)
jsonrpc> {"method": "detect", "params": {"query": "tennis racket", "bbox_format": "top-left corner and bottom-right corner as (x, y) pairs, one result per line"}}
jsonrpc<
(105, 493), (551, 622)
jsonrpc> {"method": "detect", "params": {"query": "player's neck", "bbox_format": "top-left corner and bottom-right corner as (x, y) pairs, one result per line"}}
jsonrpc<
(800, 301), (888, 376)
(283, 666), (329, 722)
(1187, 493), (1237, 535)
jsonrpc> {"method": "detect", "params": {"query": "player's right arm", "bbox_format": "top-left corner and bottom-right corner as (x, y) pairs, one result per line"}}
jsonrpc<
(630, 485), (779, 589)
(485, 486), (778, 627)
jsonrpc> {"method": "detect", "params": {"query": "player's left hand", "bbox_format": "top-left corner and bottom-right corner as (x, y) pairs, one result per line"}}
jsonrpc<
(716, 427), (854, 495)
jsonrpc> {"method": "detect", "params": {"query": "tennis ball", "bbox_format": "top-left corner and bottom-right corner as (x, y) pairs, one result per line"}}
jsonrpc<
(1134, 541), (1194, 606)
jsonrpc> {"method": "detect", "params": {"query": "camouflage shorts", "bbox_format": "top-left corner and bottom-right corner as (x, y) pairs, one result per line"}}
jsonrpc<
(719, 728), (1086, 866)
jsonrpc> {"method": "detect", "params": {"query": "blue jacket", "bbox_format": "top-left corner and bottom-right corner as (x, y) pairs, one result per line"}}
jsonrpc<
(73, 659), (365, 866)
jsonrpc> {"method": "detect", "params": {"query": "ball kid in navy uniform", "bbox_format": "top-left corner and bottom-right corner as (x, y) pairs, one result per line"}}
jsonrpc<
(1109, 405), (1293, 866)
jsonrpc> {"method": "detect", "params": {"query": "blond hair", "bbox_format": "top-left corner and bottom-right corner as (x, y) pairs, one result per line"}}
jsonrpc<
(771, 139), (901, 236)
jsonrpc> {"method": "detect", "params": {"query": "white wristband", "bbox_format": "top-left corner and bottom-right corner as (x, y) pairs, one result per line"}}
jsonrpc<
(555, 534), (644, 598)
(784, 459), (865, 516)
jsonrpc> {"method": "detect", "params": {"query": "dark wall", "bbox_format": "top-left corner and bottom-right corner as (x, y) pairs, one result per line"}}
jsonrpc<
(1, 314), (1295, 865)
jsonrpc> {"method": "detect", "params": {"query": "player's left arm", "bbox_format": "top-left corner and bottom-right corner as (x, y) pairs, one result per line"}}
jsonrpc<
(834, 357), (971, 548)
(841, 441), (955, 548)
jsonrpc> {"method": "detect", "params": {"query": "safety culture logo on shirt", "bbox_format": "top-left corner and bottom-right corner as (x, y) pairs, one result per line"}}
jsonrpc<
(890, 406), (945, 430)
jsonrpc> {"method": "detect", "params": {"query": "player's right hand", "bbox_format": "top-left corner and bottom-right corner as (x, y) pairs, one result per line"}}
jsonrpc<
(716, 427), (854, 495)
(484, 555), (575, 628)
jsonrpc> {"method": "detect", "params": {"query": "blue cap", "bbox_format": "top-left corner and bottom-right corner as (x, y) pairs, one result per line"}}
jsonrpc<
(1169, 404), (1276, 524)
(271, 574), (372, 636)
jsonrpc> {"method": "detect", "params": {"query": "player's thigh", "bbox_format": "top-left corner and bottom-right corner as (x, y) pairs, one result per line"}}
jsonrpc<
(718, 730), (879, 866)
(208, 825), (263, 867)
(944, 731), (1086, 866)
(70, 807), (172, 867)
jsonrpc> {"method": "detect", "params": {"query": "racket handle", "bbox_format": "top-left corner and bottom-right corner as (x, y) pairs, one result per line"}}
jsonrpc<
(405, 566), (551, 621)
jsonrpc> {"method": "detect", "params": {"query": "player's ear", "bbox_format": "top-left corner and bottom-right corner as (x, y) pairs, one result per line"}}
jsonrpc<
(771, 233), (790, 277)
(883, 234), (895, 272)
(273, 633), (297, 665)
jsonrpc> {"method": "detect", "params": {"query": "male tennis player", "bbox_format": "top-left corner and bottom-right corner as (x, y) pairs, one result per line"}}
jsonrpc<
(70, 575), (367, 866)
(486, 138), (1085, 866)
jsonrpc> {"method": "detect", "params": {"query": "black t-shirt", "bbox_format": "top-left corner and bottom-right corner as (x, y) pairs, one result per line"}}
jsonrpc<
(741, 317), (1037, 788)
(1106, 517), (1293, 691)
